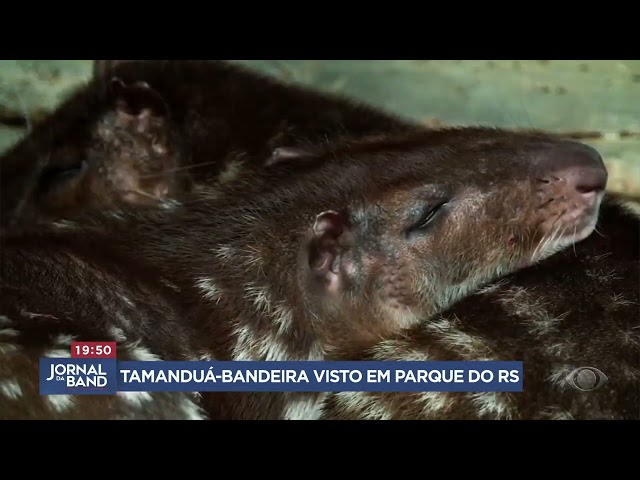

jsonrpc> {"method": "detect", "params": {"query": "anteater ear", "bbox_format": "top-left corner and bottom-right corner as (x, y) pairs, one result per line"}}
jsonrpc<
(108, 77), (169, 132)
(307, 210), (353, 294)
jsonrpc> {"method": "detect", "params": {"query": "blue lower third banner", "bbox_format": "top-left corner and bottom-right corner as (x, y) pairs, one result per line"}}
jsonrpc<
(40, 360), (523, 395)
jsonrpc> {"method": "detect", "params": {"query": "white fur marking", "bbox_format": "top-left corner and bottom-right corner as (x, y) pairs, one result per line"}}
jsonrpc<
(545, 341), (574, 356)
(118, 294), (135, 308)
(619, 328), (640, 347)
(541, 406), (574, 420)
(115, 311), (132, 329)
(159, 198), (182, 210)
(468, 392), (514, 419)
(0, 329), (20, 337)
(20, 310), (58, 320)
(0, 380), (23, 399)
(499, 288), (566, 337)
(475, 279), (508, 296)
(194, 352), (214, 361)
(610, 293), (637, 309)
(179, 398), (208, 420)
(426, 317), (493, 360)
(195, 277), (222, 303)
(283, 395), (325, 420)
(54, 334), (75, 347)
(547, 364), (575, 390)
(46, 348), (71, 358)
(218, 159), (245, 184)
(47, 394), (74, 412)
(214, 245), (236, 262)
(51, 220), (78, 229)
(585, 268), (621, 282)
(272, 303), (293, 335)
(117, 391), (153, 407)
(417, 392), (452, 417)
(333, 392), (392, 420)
(232, 324), (288, 361)
(238, 246), (264, 272)
(109, 326), (127, 342)
(129, 344), (162, 361)
(244, 284), (272, 314)
(0, 344), (19, 354)
(371, 340), (430, 362)
(160, 277), (180, 292)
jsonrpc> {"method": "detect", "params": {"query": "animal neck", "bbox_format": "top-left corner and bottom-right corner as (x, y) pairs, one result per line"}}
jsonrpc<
(193, 238), (327, 362)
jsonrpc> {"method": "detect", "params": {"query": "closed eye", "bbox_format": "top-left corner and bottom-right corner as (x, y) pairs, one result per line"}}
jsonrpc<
(38, 161), (87, 192)
(408, 201), (449, 233)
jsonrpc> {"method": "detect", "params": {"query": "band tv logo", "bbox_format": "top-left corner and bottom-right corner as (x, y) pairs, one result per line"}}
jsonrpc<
(39, 358), (117, 395)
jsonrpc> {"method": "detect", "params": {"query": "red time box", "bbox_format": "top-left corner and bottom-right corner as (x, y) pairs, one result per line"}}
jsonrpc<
(71, 341), (117, 359)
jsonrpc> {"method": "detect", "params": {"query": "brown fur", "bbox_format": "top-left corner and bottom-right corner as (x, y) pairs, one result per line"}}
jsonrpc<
(2, 60), (634, 420)
(320, 197), (639, 420)
(1, 60), (418, 228)
(0, 128), (604, 419)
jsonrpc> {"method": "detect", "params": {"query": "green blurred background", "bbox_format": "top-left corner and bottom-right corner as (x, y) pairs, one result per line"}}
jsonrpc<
(1, 60), (639, 198)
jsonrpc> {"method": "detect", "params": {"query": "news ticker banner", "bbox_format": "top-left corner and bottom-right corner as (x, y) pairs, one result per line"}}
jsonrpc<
(39, 342), (523, 395)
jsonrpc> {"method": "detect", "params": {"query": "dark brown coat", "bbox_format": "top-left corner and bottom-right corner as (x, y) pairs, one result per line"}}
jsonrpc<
(1, 128), (607, 419)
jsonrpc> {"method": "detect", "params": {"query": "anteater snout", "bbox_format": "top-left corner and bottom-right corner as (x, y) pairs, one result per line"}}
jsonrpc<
(530, 140), (608, 253)
(557, 163), (607, 200)
(536, 140), (608, 201)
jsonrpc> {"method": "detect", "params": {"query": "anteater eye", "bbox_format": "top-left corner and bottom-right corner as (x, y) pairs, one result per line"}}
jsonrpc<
(411, 201), (448, 231)
(38, 161), (87, 192)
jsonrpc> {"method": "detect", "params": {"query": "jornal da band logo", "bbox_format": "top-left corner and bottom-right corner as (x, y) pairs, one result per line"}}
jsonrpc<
(39, 342), (118, 395)
(45, 362), (109, 388)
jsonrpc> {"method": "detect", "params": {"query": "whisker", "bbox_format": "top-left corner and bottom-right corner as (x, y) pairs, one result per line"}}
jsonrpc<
(555, 225), (567, 251)
(547, 225), (562, 258)
(531, 235), (541, 263)
(547, 226), (557, 251)
(593, 225), (605, 237)
(547, 224), (561, 256)
(532, 209), (566, 263)
(529, 218), (546, 260)
(138, 160), (223, 179)
(118, 188), (159, 201)
(530, 225), (546, 263)
(532, 230), (548, 264)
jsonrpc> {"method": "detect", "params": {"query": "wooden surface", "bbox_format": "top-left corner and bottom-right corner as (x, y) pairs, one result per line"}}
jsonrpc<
(1, 60), (639, 198)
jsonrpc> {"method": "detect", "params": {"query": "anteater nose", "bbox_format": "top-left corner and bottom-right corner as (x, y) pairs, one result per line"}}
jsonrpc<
(539, 141), (608, 198)
(563, 165), (608, 197)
